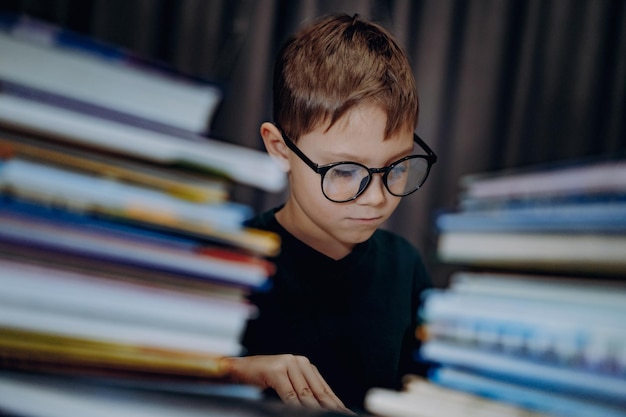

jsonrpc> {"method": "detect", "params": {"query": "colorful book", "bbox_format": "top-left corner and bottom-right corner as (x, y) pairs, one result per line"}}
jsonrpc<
(0, 136), (229, 203)
(0, 157), (252, 232)
(0, 79), (286, 192)
(0, 209), (272, 288)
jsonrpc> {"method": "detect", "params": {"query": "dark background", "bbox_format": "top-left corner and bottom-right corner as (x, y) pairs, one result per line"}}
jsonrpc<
(2, 0), (624, 286)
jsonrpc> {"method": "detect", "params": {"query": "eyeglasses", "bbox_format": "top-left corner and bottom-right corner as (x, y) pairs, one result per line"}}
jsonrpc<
(275, 123), (437, 203)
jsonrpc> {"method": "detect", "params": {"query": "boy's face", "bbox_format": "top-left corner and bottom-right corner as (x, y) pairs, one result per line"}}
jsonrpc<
(278, 104), (415, 260)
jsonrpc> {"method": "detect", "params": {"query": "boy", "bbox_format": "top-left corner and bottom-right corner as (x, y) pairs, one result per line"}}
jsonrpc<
(219, 13), (436, 414)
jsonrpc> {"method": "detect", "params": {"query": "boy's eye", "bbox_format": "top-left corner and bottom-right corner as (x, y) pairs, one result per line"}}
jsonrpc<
(328, 164), (364, 179)
(388, 162), (409, 183)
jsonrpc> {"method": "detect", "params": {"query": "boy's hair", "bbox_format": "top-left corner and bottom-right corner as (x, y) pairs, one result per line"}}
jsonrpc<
(273, 13), (419, 141)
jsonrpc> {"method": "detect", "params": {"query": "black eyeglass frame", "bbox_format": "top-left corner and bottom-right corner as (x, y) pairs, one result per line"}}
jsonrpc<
(274, 123), (437, 203)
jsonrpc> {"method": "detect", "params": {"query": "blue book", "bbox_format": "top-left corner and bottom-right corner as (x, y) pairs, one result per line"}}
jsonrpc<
(429, 367), (626, 417)
(436, 201), (626, 233)
(0, 197), (270, 289)
(419, 340), (626, 404)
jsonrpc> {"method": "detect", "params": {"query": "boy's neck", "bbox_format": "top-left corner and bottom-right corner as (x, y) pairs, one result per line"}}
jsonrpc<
(275, 203), (354, 260)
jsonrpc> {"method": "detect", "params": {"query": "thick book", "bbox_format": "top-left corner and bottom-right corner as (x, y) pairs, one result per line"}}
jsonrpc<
(0, 79), (287, 192)
(459, 158), (626, 201)
(0, 258), (256, 341)
(428, 368), (626, 417)
(0, 372), (340, 417)
(0, 327), (229, 379)
(0, 209), (273, 288)
(418, 287), (626, 370)
(0, 195), (281, 258)
(436, 230), (626, 275)
(0, 135), (229, 204)
(0, 157), (252, 232)
(419, 341), (626, 405)
(365, 375), (545, 417)
(448, 271), (626, 308)
(435, 201), (626, 233)
(0, 14), (222, 134)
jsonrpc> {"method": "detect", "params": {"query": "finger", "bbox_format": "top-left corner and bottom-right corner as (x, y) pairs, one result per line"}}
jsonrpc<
(285, 357), (324, 409)
(300, 361), (353, 413)
(271, 370), (304, 407)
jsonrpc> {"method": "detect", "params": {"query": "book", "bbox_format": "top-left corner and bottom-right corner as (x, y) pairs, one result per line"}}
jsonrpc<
(417, 276), (626, 406)
(0, 258), (256, 340)
(426, 158), (626, 416)
(0, 371), (344, 417)
(0, 209), (273, 288)
(0, 15), (222, 134)
(0, 156), (253, 230)
(435, 201), (626, 233)
(459, 158), (626, 201)
(448, 271), (626, 308)
(365, 375), (545, 417)
(418, 288), (626, 370)
(0, 79), (287, 192)
(0, 13), (289, 408)
(435, 231), (626, 275)
(428, 368), (626, 417)
(0, 327), (228, 379)
(0, 135), (229, 203)
(418, 341), (626, 404)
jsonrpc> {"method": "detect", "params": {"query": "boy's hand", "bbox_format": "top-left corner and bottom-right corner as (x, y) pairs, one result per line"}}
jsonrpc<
(220, 354), (354, 414)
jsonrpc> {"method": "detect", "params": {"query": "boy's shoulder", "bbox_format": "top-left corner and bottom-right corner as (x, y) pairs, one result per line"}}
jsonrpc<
(244, 207), (280, 231)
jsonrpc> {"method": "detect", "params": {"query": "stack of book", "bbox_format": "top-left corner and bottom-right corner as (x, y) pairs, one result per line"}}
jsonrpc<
(365, 158), (626, 417)
(434, 158), (626, 276)
(0, 14), (287, 415)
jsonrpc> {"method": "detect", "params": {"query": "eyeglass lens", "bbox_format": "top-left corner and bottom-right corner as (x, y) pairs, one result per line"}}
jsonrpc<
(321, 157), (430, 202)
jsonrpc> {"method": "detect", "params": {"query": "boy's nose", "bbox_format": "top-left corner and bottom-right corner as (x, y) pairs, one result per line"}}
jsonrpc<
(357, 173), (387, 205)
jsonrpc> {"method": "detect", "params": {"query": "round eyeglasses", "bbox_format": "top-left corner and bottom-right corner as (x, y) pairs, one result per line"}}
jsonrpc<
(275, 124), (437, 203)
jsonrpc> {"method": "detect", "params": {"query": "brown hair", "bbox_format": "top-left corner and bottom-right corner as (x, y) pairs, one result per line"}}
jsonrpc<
(273, 13), (419, 141)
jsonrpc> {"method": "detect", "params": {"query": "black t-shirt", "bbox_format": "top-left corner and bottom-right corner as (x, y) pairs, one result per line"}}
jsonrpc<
(242, 207), (432, 410)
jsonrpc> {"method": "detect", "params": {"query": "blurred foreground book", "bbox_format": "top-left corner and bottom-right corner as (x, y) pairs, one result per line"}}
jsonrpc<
(383, 157), (626, 417)
(435, 158), (626, 276)
(366, 375), (546, 417)
(0, 12), (287, 415)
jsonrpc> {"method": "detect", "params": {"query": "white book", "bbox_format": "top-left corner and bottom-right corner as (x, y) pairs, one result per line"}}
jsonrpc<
(0, 259), (254, 340)
(0, 373), (263, 417)
(0, 90), (286, 192)
(436, 231), (626, 275)
(0, 303), (242, 356)
(0, 31), (221, 134)
(460, 159), (626, 200)
(365, 379), (543, 417)
(449, 271), (626, 310)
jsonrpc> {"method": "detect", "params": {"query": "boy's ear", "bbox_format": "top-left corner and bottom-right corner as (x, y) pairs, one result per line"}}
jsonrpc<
(260, 122), (291, 172)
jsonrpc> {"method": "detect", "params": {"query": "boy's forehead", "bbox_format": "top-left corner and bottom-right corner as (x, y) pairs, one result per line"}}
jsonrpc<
(302, 108), (414, 162)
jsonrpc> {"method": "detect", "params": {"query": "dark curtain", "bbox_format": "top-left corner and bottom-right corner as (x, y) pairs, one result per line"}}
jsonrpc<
(3, 0), (625, 286)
